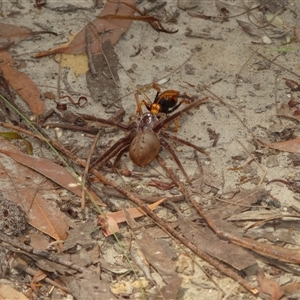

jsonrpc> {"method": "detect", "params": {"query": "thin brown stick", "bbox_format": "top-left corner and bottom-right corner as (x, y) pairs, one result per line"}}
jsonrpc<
(0, 233), (84, 273)
(13, 262), (71, 293)
(101, 186), (185, 203)
(41, 123), (98, 134)
(237, 139), (266, 186)
(0, 122), (49, 141)
(234, 50), (257, 98)
(205, 88), (257, 141)
(81, 130), (101, 209)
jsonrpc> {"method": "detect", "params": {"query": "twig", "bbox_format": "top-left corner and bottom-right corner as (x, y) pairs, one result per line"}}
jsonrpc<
(205, 88), (258, 142)
(234, 50), (257, 98)
(1, 122), (48, 141)
(0, 233), (85, 273)
(101, 186), (185, 204)
(62, 71), (78, 96)
(40, 123), (98, 134)
(57, 54), (62, 101)
(13, 262), (71, 293)
(237, 139), (266, 186)
(81, 130), (101, 209)
(94, 161), (257, 294)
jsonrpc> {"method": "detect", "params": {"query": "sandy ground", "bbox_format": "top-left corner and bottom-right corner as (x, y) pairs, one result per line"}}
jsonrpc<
(1, 0), (300, 299)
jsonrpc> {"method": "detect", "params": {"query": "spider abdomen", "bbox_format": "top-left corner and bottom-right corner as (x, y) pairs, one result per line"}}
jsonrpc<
(129, 131), (160, 167)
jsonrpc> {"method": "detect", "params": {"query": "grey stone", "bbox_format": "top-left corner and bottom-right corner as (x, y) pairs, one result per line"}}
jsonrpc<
(178, 0), (198, 10)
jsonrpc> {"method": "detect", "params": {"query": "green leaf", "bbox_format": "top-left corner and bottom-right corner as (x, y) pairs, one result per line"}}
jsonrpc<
(0, 131), (23, 139)
(0, 131), (33, 154)
(22, 139), (33, 155)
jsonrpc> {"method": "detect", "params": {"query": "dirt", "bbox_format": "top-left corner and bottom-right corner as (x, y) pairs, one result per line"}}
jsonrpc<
(1, 0), (300, 299)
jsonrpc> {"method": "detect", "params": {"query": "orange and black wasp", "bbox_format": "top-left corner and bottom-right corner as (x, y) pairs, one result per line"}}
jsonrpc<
(136, 83), (191, 116)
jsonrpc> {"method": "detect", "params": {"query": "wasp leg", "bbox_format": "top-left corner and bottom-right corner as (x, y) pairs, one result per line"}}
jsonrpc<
(152, 83), (162, 104)
(152, 83), (161, 93)
(135, 93), (151, 115)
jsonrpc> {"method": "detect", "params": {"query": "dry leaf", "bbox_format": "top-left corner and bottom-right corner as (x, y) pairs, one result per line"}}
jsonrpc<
(62, 270), (117, 300)
(261, 138), (300, 154)
(36, 0), (134, 57)
(257, 268), (284, 300)
(0, 23), (54, 49)
(0, 147), (103, 205)
(0, 285), (28, 300)
(99, 198), (166, 236)
(0, 137), (68, 240)
(0, 51), (45, 116)
(30, 232), (50, 251)
(178, 214), (257, 271)
(106, 198), (166, 223)
(86, 41), (120, 105)
(282, 282), (300, 297)
(98, 215), (120, 237)
(208, 187), (267, 219)
(236, 19), (261, 36)
(62, 220), (96, 251)
(277, 103), (300, 122)
(124, 209), (180, 285)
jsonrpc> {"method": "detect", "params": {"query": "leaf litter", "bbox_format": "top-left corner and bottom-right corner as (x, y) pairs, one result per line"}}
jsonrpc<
(1, 0), (300, 299)
(0, 22), (56, 50)
(0, 51), (45, 116)
(0, 138), (68, 240)
(36, 0), (135, 57)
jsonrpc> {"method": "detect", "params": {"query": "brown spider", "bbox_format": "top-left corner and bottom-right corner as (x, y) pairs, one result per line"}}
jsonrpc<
(88, 96), (208, 183)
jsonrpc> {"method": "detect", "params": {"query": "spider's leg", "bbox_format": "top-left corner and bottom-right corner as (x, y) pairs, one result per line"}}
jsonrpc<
(160, 138), (191, 184)
(154, 96), (208, 131)
(89, 133), (134, 171)
(162, 132), (209, 156)
(113, 145), (130, 169)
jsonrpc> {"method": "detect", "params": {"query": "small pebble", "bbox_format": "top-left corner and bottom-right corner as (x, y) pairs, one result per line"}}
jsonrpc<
(178, 0), (198, 10)
(266, 155), (279, 168)
(262, 35), (272, 44)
